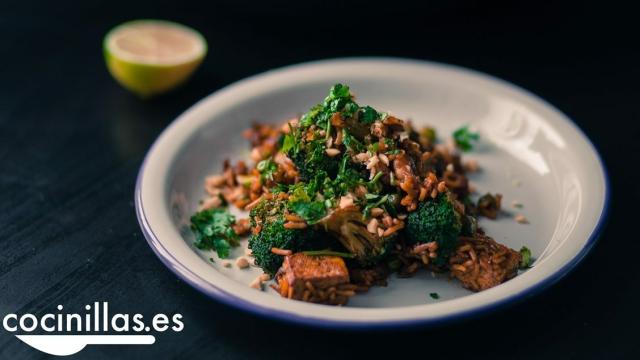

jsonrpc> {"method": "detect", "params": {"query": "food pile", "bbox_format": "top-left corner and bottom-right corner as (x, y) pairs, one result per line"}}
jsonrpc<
(191, 84), (531, 305)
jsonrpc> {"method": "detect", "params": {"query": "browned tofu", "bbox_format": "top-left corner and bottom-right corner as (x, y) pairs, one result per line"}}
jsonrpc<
(449, 235), (521, 292)
(275, 253), (352, 305)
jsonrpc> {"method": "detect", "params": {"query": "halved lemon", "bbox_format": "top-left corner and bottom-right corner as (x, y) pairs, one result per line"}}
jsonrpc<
(103, 20), (207, 98)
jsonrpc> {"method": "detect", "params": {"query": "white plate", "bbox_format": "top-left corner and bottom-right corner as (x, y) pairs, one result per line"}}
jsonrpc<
(135, 58), (609, 328)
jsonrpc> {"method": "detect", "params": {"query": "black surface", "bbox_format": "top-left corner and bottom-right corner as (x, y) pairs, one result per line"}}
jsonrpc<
(1, 1), (638, 359)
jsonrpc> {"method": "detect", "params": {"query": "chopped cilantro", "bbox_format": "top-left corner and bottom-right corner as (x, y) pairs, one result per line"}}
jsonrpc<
(452, 125), (480, 152)
(519, 246), (533, 269)
(429, 292), (440, 300)
(359, 105), (380, 124)
(281, 133), (295, 153)
(367, 142), (379, 154)
(288, 200), (326, 224)
(257, 158), (277, 181)
(342, 129), (364, 153)
(190, 208), (239, 258)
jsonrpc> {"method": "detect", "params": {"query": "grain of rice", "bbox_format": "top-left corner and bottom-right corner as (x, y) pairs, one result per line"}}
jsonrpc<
(339, 195), (354, 209)
(305, 281), (315, 292)
(354, 152), (370, 163)
(336, 290), (356, 297)
(515, 214), (529, 224)
(367, 218), (379, 234)
(235, 257), (250, 269)
(370, 207), (384, 217)
(285, 213), (305, 222)
(271, 247), (293, 256)
(243, 195), (263, 211)
(382, 214), (393, 227)
(378, 153), (390, 165)
(382, 223), (404, 237)
(249, 276), (263, 290)
(452, 264), (467, 272)
(366, 156), (380, 169)
(419, 186), (427, 201)
(465, 159), (479, 172)
(283, 221), (307, 229)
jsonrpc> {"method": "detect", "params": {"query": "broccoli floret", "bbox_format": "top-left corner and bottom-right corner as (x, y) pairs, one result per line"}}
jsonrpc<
(290, 139), (339, 181)
(248, 198), (323, 275)
(317, 207), (395, 266)
(405, 193), (462, 266)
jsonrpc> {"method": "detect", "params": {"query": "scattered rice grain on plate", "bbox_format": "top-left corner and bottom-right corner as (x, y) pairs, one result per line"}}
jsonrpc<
(236, 257), (250, 269)
(249, 276), (263, 290)
(515, 214), (529, 224)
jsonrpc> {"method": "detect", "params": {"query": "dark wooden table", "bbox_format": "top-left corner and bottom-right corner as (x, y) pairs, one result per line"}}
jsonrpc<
(1, 1), (637, 358)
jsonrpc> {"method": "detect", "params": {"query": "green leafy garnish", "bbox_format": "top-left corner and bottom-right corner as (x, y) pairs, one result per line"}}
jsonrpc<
(519, 246), (533, 269)
(452, 125), (480, 152)
(288, 200), (327, 224)
(257, 158), (278, 181)
(342, 129), (365, 153)
(359, 106), (380, 124)
(302, 250), (356, 258)
(281, 133), (295, 153)
(429, 292), (440, 300)
(190, 208), (239, 258)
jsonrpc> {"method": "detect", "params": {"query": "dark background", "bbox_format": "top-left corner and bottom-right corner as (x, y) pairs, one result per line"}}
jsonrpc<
(1, 0), (638, 358)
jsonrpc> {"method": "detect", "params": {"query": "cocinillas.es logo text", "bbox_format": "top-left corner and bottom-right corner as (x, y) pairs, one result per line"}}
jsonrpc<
(2, 302), (183, 356)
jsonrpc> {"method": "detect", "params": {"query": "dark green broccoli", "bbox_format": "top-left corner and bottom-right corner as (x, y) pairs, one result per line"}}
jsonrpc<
(284, 84), (383, 180)
(248, 198), (324, 275)
(290, 139), (339, 181)
(405, 193), (462, 266)
(317, 207), (395, 266)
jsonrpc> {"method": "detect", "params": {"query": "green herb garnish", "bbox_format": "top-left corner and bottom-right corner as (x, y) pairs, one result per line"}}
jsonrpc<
(429, 292), (440, 300)
(452, 125), (480, 152)
(288, 200), (327, 224)
(359, 105), (380, 124)
(190, 208), (239, 258)
(257, 158), (278, 181)
(519, 246), (533, 269)
(281, 133), (296, 153)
